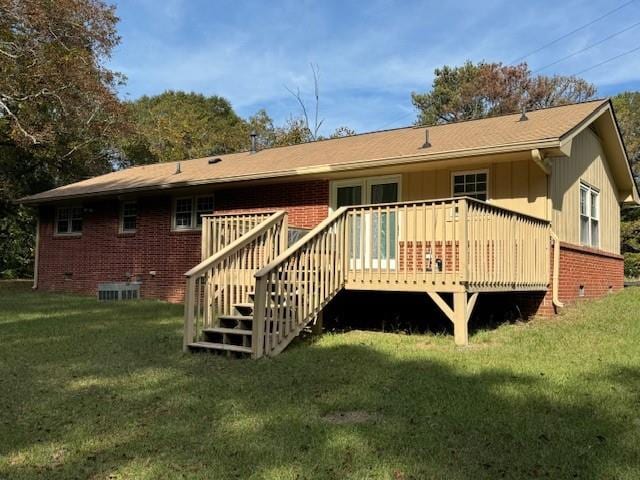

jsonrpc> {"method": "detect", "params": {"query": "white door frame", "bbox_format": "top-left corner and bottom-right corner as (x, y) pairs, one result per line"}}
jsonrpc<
(330, 175), (402, 270)
(330, 174), (402, 212)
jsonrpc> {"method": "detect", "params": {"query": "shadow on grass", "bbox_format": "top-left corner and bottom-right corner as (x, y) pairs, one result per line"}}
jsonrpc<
(1, 288), (638, 479)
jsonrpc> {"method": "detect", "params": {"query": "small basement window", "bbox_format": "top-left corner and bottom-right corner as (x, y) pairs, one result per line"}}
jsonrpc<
(120, 201), (137, 233)
(56, 206), (83, 235)
(580, 183), (599, 248)
(452, 170), (488, 201)
(173, 195), (214, 230)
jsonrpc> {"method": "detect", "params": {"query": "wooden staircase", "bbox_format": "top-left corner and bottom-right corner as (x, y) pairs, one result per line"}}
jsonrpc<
(183, 208), (347, 359)
(188, 297), (255, 355)
(187, 288), (299, 357)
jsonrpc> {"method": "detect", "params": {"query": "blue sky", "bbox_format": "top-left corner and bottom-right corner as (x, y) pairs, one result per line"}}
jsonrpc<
(110, 0), (640, 136)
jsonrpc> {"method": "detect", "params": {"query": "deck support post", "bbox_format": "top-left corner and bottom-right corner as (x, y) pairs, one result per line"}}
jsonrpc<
(311, 310), (324, 335)
(452, 292), (469, 346)
(427, 291), (478, 346)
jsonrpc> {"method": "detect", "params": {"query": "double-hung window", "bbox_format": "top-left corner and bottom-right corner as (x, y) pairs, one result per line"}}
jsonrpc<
(173, 196), (214, 230)
(195, 196), (214, 228)
(580, 183), (599, 248)
(174, 198), (194, 229)
(55, 206), (83, 235)
(120, 201), (137, 233)
(452, 170), (488, 201)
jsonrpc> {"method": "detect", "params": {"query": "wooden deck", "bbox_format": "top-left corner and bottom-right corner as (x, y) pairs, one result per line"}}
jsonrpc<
(184, 198), (551, 358)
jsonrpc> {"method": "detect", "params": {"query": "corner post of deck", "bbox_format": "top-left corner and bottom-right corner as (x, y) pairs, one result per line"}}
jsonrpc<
(183, 276), (196, 352)
(252, 276), (268, 359)
(279, 213), (288, 253)
(452, 291), (468, 346)
(311, 310), (324, 335)
(459, 198), (469, 284)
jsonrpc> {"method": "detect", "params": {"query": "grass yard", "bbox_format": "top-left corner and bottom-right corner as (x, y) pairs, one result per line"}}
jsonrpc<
(1, 282), (639, 479)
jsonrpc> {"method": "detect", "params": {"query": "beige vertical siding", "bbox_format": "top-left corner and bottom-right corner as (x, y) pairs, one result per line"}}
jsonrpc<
(550, 128), (621, 254)
(402, 159), (548, 220)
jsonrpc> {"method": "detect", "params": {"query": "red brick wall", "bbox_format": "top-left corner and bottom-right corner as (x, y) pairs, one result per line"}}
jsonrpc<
(557, 242), (623, 300)
(398, 241), (460, 272)
(36, 180), (329, 301)
(513, 241), (624, 318)
(215, 181), (329, 228)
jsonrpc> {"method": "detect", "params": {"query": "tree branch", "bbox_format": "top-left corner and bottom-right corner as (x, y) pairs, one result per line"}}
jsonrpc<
(284, 85), (311, 136)
(0, 98), (39, 144)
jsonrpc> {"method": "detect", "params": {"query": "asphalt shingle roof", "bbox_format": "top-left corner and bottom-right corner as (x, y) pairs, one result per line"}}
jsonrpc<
(22, 100), (607, 204)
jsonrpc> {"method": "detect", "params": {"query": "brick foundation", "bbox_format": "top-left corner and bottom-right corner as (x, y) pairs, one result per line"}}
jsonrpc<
(513, 241), (624, 318)
(36, 180), (329, 302)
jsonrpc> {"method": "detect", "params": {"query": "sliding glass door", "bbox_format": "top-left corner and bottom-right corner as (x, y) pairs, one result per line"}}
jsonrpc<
(332, 176), (400, 270)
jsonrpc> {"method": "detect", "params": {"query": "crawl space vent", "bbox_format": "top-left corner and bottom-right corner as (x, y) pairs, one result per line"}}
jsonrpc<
(97, 282), (141, 301)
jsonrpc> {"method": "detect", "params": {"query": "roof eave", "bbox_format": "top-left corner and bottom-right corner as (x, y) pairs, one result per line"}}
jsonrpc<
(19, 138), (563, 206)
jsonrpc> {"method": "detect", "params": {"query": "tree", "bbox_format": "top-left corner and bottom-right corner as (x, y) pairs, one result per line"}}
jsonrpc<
(612, 92), (640, 175)
(285, 63), (324, 141)
(0, 0), (125, 154)
(612, 92), (640, 277)
(120, 91), (250, 165)
(411, 61), (596, 125)
(0, 0), (125, 278)
(330, 126), (356, 139)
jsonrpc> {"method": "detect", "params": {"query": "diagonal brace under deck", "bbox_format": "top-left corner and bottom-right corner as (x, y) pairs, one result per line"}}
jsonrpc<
(427, 291), (478, 346)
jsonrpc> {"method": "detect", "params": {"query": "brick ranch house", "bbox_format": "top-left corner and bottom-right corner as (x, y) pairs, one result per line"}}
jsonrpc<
(21, 99), (639, 357)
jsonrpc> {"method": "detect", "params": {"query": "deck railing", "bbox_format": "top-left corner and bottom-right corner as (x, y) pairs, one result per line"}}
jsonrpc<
(200, 211), (278, 260)
(190, 198), (550, 357)
(252, 207), (348, 358)
(183, 211), (288, 350)
(344, 197), (550, 291)
(249, 197), (550, 358)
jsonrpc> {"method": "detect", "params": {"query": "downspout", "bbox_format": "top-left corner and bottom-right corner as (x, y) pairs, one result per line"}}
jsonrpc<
(32, 214), (40, 290)
(534, 147), (562, 310)
(550, 230), (564, 310)
(531, 148), (551, 175)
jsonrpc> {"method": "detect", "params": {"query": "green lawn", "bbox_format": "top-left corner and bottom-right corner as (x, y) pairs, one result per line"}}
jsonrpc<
(1, 282), (639, 479)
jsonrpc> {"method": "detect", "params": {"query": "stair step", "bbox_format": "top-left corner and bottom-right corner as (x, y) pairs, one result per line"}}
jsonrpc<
(218, 314), (253, 322)
(188, 341), (252, 354)
(248, 291), (298, 300)
(234, 303), (254, 309)
(203, 327), (252, 336)
(233, 303), (254, 315)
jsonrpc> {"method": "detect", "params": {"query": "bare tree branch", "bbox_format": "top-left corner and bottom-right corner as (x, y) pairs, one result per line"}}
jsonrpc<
(0, 47), (18, 59)
(0, 97), (39, 144)
(284, 85), (310, 132)
(311, 62), (320, 139)
(284, 63), (325, 141)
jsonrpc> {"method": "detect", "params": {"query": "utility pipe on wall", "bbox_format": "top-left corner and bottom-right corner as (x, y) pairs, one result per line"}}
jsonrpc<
(32, 216), (40, 290)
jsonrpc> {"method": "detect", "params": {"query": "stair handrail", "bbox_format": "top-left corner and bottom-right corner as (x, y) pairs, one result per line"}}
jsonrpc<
(254, 207), (348, 279)
(186, 211), (287, 279)
(200, 210), (279, 260)
(183, 210), (288, 351)
(253, 207), (349, 358)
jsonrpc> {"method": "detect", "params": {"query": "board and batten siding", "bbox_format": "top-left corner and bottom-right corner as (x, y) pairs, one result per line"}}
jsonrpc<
(550, 128), (621, 254)
(402, 158), (548, 220)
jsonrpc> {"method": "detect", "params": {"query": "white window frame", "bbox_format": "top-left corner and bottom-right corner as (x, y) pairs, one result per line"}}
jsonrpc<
(195, 195), (215, 228)
(450, 169), (489, 201)
(172, 195), (214, 231)
(579, 182), (599, 248)
(330, 175), (402, 270)
(120, 201), (137, 233)
(329, 175), (402, 212)
(54, 205), (83, 236)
